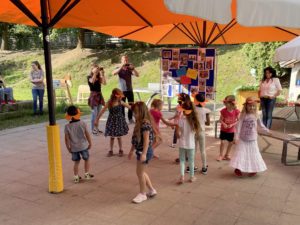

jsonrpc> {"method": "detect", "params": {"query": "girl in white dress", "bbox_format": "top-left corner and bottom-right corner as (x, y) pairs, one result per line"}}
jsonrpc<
(230, 97), (269, 177)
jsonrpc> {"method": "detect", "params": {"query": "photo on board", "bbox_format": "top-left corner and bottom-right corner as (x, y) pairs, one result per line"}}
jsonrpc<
(169, 60), (179, 70)
(162, 59), (169, 71)
(199, 70), (209, 79)
(179, 53), (188, 66)
(198, 78), (206, 92)
(172, 49), (179, 60)
(205, 57), (214, 70)
(162, 50), (172, 59)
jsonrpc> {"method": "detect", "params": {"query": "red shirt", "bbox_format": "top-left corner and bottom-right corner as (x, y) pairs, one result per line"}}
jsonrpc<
(220, 108), (240, 133)
(150, 109), (162, 131)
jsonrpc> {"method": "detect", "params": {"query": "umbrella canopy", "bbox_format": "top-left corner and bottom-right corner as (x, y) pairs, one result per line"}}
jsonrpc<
(164, 0), (300, 28)
(89, 20), (300, 46)
(274, 36), (300, 62)
(1, 0), (198, 27)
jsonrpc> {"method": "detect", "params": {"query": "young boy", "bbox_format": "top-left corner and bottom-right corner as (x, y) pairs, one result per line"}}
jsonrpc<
(194, 93), (211, 174)
(64, 105), (93, 183)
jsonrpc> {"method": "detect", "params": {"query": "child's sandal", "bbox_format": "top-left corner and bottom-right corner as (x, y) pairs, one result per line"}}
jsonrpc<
(118, 150), (124, 157)
(223, 155), (231, 160)
(176, 177), (184, 185)
(107, 150), (113, 157)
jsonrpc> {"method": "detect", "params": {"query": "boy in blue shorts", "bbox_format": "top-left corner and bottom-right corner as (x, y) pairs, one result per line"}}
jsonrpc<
(64, 105), (93, 183)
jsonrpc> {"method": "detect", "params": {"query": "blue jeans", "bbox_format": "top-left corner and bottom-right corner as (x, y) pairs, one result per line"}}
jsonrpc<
(32, 89), (45, 113)
(91, 105), (102, 130)
(260, 97), (276, 129)
(0, 87), (14, 102)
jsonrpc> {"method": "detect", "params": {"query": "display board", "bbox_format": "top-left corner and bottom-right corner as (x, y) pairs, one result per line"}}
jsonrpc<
(161, 48), (216, 100)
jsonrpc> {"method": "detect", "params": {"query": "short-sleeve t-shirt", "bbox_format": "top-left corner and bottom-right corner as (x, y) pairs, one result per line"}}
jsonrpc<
(150, 109), (162, 131)
(117, 67), (133, 92)
(220, 108), (240, 133)
(30, 70), (45, 89)
(178, 116), (195, 149)
(64, 120), (89, 152)
(131, 121), (154, 152)
(195, 106), (211, 131)
(87, 75), (101, 92)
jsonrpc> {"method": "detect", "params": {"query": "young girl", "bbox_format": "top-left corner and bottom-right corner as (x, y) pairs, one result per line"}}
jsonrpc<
(64, 105), (93, 183)
(217, 95), (240, 161)
(176, 100), (200, 184)
(230, 97), (268, 177)
(128, 101), (157, 204)
(95, 88), (130, 157)
(87, 64), (106, 135)
(194, 93), (211, 175)
(150, 99), (176, 158)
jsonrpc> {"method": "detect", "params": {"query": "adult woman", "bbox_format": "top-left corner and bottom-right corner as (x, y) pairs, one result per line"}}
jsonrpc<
(30, 61), (45, 115)
(87, 64), (106, 134)
(258, 66), (282, 128)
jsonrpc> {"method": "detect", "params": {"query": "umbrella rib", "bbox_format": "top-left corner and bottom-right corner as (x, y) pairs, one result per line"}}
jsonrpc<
(216, 25), (227, 44)
(48, 0), (72, 26)
(202, 21), (207, 46)
(174, 24), (199, 45)
(195, 22), (203, 45)
(181, 23), (201, 45)
(275, 27), (298, 37)
(10, 0), (42, 26)
(119, 26), (149, 38)
(208, 20), (236, 45)
(206, 23), (217, 45)
(190, 22), (202, 45)
(121, 0), (153, 27)
(49, 0), (81, 27)
(155, 24), (178, 45)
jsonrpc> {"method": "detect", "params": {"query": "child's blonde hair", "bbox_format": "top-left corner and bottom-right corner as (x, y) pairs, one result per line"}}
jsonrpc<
(132, 101), (153, 143)
(241, 96), (259, 118)
(108, 88), (123, 109)
(223, 95), (236, 109)
(151, 99), (163, 109)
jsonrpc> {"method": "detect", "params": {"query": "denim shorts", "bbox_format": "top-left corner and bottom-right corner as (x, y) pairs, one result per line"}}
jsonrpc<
(136, 147), (153, 164)
(72, 149), (89, 161)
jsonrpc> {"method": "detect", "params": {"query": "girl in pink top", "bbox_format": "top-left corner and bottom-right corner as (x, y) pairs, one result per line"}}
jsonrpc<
(149, 99), (175, 158)
(230, 97), (269, 177)
(217, 95), (240, 161)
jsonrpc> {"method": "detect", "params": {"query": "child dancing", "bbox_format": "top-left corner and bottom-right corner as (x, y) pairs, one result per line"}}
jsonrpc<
(95, 88), (129, 157)
(194, 93), (211, 175)
(230, 97), (268, 177)
(129, 101), (157, 204)
(150, 99), (176, 158)
(176, 100), (200, 184)
(217, 95), (240, 161)
(64, 105), (93, 183)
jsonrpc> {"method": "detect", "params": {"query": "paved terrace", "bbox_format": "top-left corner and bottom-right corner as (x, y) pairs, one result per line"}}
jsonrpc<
(0, 112), (299, 225)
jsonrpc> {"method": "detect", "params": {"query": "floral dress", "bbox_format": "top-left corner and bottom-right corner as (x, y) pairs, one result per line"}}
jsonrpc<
(105, 104), (129, 137)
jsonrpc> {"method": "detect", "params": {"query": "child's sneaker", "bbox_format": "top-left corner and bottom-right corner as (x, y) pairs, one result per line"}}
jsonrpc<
(84, 172), (94, 180)
(132, 193), (147, 203)
(169, 143), (176, 148)
(201, 166), (208, 175)
(73, 175), (82, 183)
(186, 166), (198, 173)
(147, 189), (157, 198)
(92, 128), (100, 136)
(234, 169), (243, 177)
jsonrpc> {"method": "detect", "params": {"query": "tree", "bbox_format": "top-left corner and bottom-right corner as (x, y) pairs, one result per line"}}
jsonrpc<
(0, 22), (9, 50)
(242, 42), (291, 87)
(76, 29), (85, 49)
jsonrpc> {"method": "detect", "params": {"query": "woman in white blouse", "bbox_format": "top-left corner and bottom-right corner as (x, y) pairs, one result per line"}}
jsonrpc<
(258, 67), (282, 128)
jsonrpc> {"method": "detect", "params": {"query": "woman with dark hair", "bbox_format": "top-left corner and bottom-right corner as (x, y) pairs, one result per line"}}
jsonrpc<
(87, 64), (106, 135)
(30, 61), (45, 115)
(258, 66), (282, 128)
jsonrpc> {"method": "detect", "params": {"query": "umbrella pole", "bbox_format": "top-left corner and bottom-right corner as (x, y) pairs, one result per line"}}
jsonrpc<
(41, 0), (63, 193)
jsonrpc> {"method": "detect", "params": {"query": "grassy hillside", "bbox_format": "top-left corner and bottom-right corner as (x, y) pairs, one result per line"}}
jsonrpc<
(0, 45), (254, 103)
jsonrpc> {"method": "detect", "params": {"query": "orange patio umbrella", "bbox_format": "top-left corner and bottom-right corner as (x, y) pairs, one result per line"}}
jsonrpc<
(88, 21), (300, 46)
